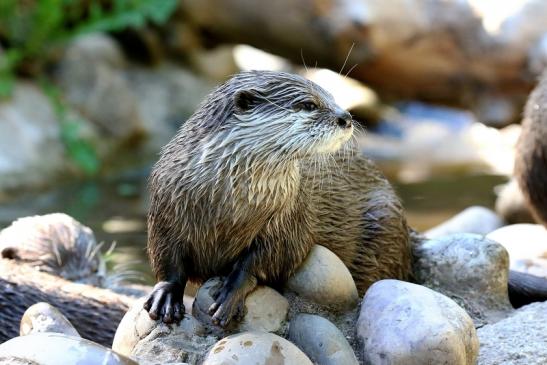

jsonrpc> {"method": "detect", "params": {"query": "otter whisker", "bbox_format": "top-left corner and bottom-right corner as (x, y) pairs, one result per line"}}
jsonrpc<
(339, 43), (355, 76)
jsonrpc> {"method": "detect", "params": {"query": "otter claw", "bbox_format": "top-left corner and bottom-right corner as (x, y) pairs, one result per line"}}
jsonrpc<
(208, 283), (246, 327)
(144, 281), (184, 324)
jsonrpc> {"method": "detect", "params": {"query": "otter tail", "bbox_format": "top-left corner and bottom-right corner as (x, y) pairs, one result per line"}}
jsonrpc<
(508, 270), (547, 308)
(409, 229), (547, 308)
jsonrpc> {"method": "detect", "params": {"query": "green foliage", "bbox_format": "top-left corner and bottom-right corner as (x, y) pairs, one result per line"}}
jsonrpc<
(0, 0), (178, 173)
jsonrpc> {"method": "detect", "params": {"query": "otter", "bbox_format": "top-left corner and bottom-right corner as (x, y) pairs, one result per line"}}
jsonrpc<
(516, 71), (547, 227)
(145, 70), (547, 325)
(144, 70), (411, 325)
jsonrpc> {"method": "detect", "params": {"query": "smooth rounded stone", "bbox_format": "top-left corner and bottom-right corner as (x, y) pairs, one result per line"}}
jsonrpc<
(286, 245), (359, 309)
(192, 278), (289, 334)
(0, 333), (136, 365)
(202, 331), (313, 365)
(414, 233), (512, 324)
(478, 301), (547, 365)
(113, 297), (206, 360)
(357, 280), (478, 365)
(425, 206), (505, 238)
(495, 179), (535, 224)
(20, 302), (79, 337)
(288, 314), (358, 365)
(487, 224), (547, 277)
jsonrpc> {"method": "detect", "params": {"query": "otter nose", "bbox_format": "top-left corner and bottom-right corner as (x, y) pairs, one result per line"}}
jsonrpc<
(336, 111), (353, 129)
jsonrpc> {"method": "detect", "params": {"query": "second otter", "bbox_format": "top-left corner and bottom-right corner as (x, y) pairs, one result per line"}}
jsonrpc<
(144, 71), (411, 325)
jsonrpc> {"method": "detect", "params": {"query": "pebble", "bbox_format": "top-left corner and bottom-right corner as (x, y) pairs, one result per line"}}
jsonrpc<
(425, 206), (504, 238)
(202, 331), (313, 365)
(357, 279), (479, 365)
(192, 278), (289, 335)
(288, 313), (358, 365)
(113, 297), (207, 362)
(487, 224), (547, 277)
(414, 233), (513, 324)
(20, 302), (79, 337)
(0, 332), (136, 365)
(286, 245), (359, 309)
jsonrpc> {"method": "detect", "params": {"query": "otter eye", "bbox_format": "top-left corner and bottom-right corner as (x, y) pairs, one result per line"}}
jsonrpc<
(296, 101), (318, 112)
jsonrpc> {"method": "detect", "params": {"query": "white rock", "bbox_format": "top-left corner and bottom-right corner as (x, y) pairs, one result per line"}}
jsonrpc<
(288, 314), (358, 365)
(478, 301), (547, 365)
(113, 297), (207, 361)
(202, 331), (313, 365)
(286, 245), (358, 309)
(487, 224), (547, 277)
(20, 302), (79, 337)
(414, 233), (512, 324)
(357, 280), (479, 365)
(0, 333), (136, 365)
(192, 278), (288, 335)
(0, 83), (65, 192)
(425, 206), (505, 238)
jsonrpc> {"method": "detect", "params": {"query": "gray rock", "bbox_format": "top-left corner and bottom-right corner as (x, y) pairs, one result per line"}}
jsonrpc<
(0, 82), (65, 192)
(125, 64), (215, 149)
(0, 333), (137, 365)
(113, 297), (209, 363)
(202, 331), (313, 365)
(192, 278), (289, 335)
(357, 280), (479, 365)
(288, 314), (358, 365)
(487, 224), (547, 277)
(56, 33), (143, 139)
(478, 301), (547, 365)
(425, 206), (505, 238)
(414, 233), (513, 324)
(286, 245), (359, 309)
(495, 179), (535, 224)
(20, 302), (79, 337)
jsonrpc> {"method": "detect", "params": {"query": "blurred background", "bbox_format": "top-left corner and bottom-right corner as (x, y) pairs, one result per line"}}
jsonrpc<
(0, 0), (545, 283)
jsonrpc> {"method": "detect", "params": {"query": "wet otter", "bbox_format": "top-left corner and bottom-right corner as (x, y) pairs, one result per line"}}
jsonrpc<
(516, 71), (547, 227)
(145, 71), (411, 325)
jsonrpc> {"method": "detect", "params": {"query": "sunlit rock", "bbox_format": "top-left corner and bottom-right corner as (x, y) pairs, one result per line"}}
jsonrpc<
(357, 280), (478, 365)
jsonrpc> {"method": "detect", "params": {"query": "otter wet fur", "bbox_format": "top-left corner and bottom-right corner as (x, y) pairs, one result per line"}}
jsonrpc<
(144, 70), (411, 325)
(516, 71), (547, 228)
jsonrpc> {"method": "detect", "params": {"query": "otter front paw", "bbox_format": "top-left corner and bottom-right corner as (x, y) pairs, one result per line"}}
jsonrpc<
(144, 281), (184, 324)
(208, 283), (246, 327)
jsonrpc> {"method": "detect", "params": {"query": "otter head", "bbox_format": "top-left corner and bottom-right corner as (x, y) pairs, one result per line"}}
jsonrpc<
(215, 70), (353, 161)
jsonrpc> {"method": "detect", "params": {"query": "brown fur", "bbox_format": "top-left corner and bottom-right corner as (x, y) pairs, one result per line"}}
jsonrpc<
(0, 259), (133, 346)
(515, 72), (547, 227)
(146, 71), (411, 324)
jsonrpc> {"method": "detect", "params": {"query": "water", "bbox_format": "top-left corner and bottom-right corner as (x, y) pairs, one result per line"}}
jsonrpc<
(0, 166), (508, 285)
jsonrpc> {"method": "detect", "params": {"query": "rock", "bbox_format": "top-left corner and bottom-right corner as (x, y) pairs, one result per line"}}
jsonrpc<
(20, 302), (79, 337)
(286, 245), (359, 309)
(202, 331), (313, 365)
(288, 314), (358, 365)
(414, 233), (512, 324)
(357, 280), (478, 365)
(487, 224), (547, 277)
(0, 82), (65, 193)
(0, 332), (137, 365)
(425, 206), (505, 238)
(56, 33), (143, 140)
(113, 297), (207, 361)
(125, 64), (215, 149)
(0, 213), (101, 283)
(478, 301), (547, 365)
(192, 278), (289, 335)
(495, 179), (536, 224)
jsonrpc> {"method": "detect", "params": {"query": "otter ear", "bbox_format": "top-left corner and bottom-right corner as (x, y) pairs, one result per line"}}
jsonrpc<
(234, 89), (262, 111)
